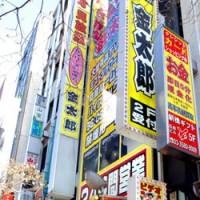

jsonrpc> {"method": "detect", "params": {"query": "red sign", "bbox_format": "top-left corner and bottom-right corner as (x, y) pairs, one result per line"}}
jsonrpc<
(168, 111), (198, 155)
(3, 193), (14, 200)
(164, 29), (188, 64)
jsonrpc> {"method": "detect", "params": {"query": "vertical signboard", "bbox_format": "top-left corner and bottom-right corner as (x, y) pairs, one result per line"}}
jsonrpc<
(31, 95), (46, 138)
(80, 145), (153, 200)
(60, 0), (91, 139)
(116, 0), (157, 147)
(155, 26), (200, 157)
(128, 176), (167, 200)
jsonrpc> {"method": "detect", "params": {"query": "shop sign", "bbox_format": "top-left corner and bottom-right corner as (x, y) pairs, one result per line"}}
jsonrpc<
(155, 26), (200, 157)
(116, 0), (157, 148)
(26, 152), (39, 166)
(60, 0), (91, 139)
(81, 0), (119, 151)
(31, 95), (46, 138)
(79, 0), (120, 198)
(128, 176), (167, 200)
(2, 193), (14, 200)
(80, 145), (152, 200)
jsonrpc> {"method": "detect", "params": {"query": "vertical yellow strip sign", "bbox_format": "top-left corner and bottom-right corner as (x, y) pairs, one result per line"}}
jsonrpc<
(127, 0), (157, 137)
(60, 0), (91, 139)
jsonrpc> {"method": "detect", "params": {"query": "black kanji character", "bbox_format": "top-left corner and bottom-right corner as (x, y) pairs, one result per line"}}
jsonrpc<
(135, 59), (154, 96)
(67, 91), (78, 104)
(135, 32), (153, 62)
(66, 105), (78, 117)
(134, 5), (151, 34)
(64, 119), (77, 131)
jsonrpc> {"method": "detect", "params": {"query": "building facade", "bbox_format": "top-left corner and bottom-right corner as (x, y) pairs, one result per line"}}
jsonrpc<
(16, 0), (200, 200)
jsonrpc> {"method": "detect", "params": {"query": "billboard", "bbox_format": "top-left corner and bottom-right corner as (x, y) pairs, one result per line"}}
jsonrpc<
(155, 26), (200, 157)
(80, 145), (153, 200)
(30, 95), (46, 138)
(60, 0), (91, 139)
(128, 176), (167, 200)
(116, 0), (157, 147)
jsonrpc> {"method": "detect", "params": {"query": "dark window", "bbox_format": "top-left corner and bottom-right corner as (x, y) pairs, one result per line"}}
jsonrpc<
(53, 62), (59, 81)
(100, 132), (119, 170)
(40, 145), (47, 172)
(47, 100), (54, 122)
(82, 144), (99, 181)
(62, 51), (66, 69)
(59, 28), (64, 41)
(56, 90), (60, 113)
(159, 0), (183, 37)
(41, 81), (46, 96)
(64, 0), (68, 12)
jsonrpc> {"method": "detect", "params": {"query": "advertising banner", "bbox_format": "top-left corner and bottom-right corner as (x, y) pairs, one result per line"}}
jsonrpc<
(128, 176), (167, 200)
(30, 95), (46, 138)
(80, 145), (153, 200)
(60, 0), (91, 139)
(79, 0), (120, 196)
(116, 0), (157, 148)
(155, 26), (200, 157)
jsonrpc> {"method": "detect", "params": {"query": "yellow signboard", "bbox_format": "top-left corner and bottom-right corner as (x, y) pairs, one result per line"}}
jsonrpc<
(163, 27), (199, 156)
(60, 0), (91, 138)
(127, 0), (157, 137)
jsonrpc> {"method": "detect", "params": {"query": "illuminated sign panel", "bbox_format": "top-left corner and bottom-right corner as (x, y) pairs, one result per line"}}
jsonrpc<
(128, 176), (167, 200)
(155, 26), (200, 157)
(60, 0), (91, 139)
(116, 0), (157, 147)
(80, 145), (152, 200)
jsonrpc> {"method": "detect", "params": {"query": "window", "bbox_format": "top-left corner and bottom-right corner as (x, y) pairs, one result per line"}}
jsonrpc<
(100, 131), (119, 170)
(82, 144), (99, 181)
(47, 100), (54, 122)
(56, 90), (60, 113)
(53, 61), (59, 81)
(64, 0), (68, 12)
(40, 145), (47, 172)
(41, 81), (46, 96)
(159, 0), (183, 37)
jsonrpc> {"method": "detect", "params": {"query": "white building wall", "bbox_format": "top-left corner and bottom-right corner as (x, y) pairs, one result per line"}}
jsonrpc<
(14, 15), (52, 164)
(180, 0), (200, 125)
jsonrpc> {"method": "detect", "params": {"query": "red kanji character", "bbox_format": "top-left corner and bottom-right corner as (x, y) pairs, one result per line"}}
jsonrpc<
(168, 84), (174, 94)
(167, 56), (178, 76)
(73, 31), (85, 45)
(177, 90), (183, 98)
(75, 20), (86, 34)
(154, 187), (161, 195)
(178, 63), (189, 83)
(147, 184), (154, 192)
(168, 76), (174, 84)
(174, 80), (179, 88)
(77, 9), (87, 23)
(185, 86), (191, 95)
(185, 95), (192, 103)
(78, 0), (88, 9)
(141, 182), (147, 191)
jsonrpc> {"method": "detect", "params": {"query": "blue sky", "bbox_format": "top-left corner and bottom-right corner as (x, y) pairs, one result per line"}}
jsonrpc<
(0, 0), (58, 38)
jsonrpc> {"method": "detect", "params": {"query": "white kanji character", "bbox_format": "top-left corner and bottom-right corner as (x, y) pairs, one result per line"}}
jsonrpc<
(132, 112), (145, 125)
(119, 162), (131, 194)
(132, 154), (145, 177)
(108, 169), (118, 196)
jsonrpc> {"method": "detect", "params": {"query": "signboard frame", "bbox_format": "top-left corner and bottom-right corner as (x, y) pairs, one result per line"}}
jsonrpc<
(155, 25), (200, 158)
(116, 0), (157, 148)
